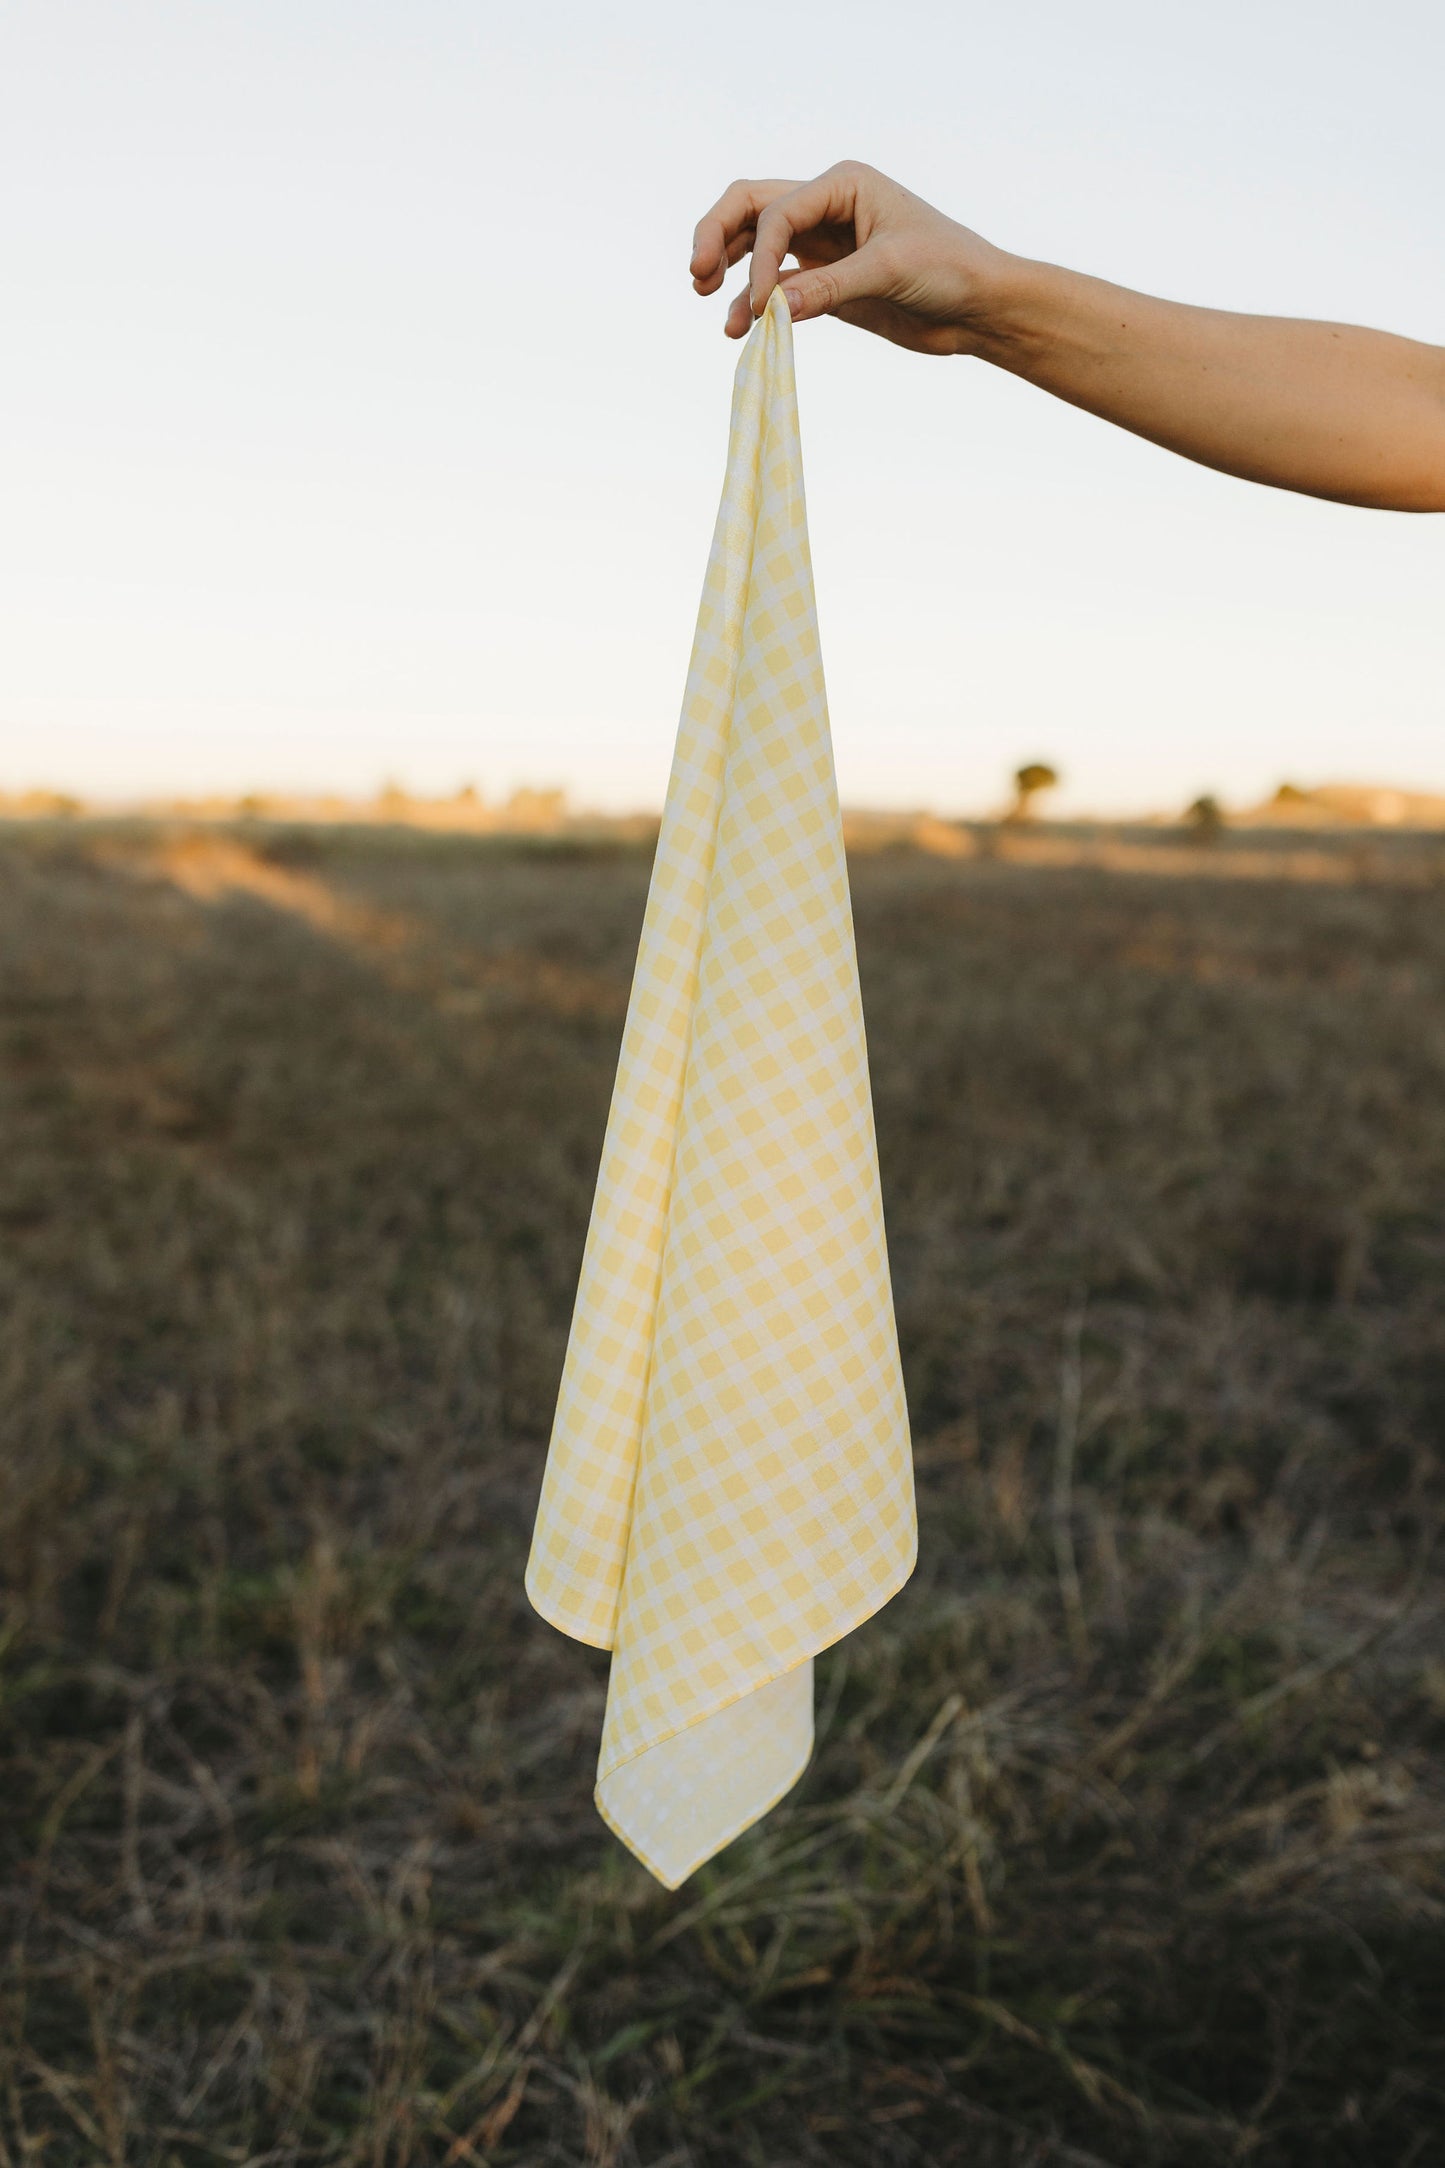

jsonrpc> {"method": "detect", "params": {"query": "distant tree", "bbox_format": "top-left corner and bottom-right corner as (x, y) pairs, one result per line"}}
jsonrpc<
(1185, 793), (1225, 842)
(1009, 762), (1060, 821)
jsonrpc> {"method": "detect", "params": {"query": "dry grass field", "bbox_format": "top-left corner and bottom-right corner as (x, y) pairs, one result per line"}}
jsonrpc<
(2, 818), (1444, 2167)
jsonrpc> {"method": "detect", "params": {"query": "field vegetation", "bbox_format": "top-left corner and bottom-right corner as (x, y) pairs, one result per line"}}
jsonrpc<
(2, 819), (1443, 2166)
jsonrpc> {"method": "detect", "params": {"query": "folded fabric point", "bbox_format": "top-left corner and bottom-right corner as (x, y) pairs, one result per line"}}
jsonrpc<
(525, 283), (917, 1889)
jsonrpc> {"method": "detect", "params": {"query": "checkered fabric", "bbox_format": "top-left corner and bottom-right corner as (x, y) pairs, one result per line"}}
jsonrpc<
(525, 287), (916, 1889)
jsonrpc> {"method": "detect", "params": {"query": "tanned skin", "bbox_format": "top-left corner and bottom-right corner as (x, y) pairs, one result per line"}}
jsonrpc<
(690, 163), (1445, 513)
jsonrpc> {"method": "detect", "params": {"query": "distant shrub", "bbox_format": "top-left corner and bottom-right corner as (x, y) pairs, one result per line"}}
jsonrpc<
(1186, 793), (1226, 842)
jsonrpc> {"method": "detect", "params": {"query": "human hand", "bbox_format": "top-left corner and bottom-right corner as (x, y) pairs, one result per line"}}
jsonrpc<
(691, 162), (1445, 511)
(688, 161), (1015, 356)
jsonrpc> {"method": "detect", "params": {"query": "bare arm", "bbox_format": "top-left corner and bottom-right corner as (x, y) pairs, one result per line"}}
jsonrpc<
(690, 163), (1445, 514)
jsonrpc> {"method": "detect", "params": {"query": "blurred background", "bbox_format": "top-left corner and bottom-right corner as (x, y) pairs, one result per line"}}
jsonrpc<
(2, 4), (1444, 2164)
(3, 0), (1445, 819)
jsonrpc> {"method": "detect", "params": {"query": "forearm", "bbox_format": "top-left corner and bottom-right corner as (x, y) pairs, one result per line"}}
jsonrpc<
(973, 255), (1445, 512)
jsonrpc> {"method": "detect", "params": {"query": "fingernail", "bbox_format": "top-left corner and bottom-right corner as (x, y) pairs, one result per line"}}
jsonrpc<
(786, 287), (802, 318)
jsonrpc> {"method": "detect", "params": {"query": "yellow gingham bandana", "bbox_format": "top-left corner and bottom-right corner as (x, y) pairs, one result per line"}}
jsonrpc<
(525, 286), (916, 1888)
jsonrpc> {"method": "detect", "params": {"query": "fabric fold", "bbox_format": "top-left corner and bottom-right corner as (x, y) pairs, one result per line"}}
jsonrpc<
(525, 286), (916, 1888)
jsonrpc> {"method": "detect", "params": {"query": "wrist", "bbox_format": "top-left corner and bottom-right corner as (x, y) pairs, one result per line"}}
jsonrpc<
(958, 249), (1062, 368)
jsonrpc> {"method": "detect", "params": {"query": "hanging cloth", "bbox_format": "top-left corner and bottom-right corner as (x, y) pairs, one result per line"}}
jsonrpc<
(525, 285), (916, 1888)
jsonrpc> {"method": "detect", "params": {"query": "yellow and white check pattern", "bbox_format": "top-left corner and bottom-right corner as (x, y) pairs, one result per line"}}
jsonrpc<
(525, 287), (916, 1889)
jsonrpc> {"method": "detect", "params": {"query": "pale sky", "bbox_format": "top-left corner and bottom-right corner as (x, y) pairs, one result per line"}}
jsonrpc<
(2, 0), (1442, 817)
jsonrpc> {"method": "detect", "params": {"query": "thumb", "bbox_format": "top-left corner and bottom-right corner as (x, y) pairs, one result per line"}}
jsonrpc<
(780, 244), (889, 323)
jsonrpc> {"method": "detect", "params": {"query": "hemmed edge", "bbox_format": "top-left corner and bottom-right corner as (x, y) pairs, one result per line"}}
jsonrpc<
(592, 1528), (919, 1886)
(523, 1560), (617, 1653)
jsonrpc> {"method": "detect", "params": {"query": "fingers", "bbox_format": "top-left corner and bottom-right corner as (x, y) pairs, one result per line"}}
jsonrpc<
(746, 164), (865, 316)
(692, 164), (884, 339)
(723, 280), (756, 340)
(777, 244), (890, 325)
(690, 178), (796, 293)
(692, 227), (755, 304)
(719, 255), (878, 340)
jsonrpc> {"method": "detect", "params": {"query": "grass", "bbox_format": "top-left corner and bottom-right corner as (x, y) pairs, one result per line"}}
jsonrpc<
(1, 817), (1443, 2167)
